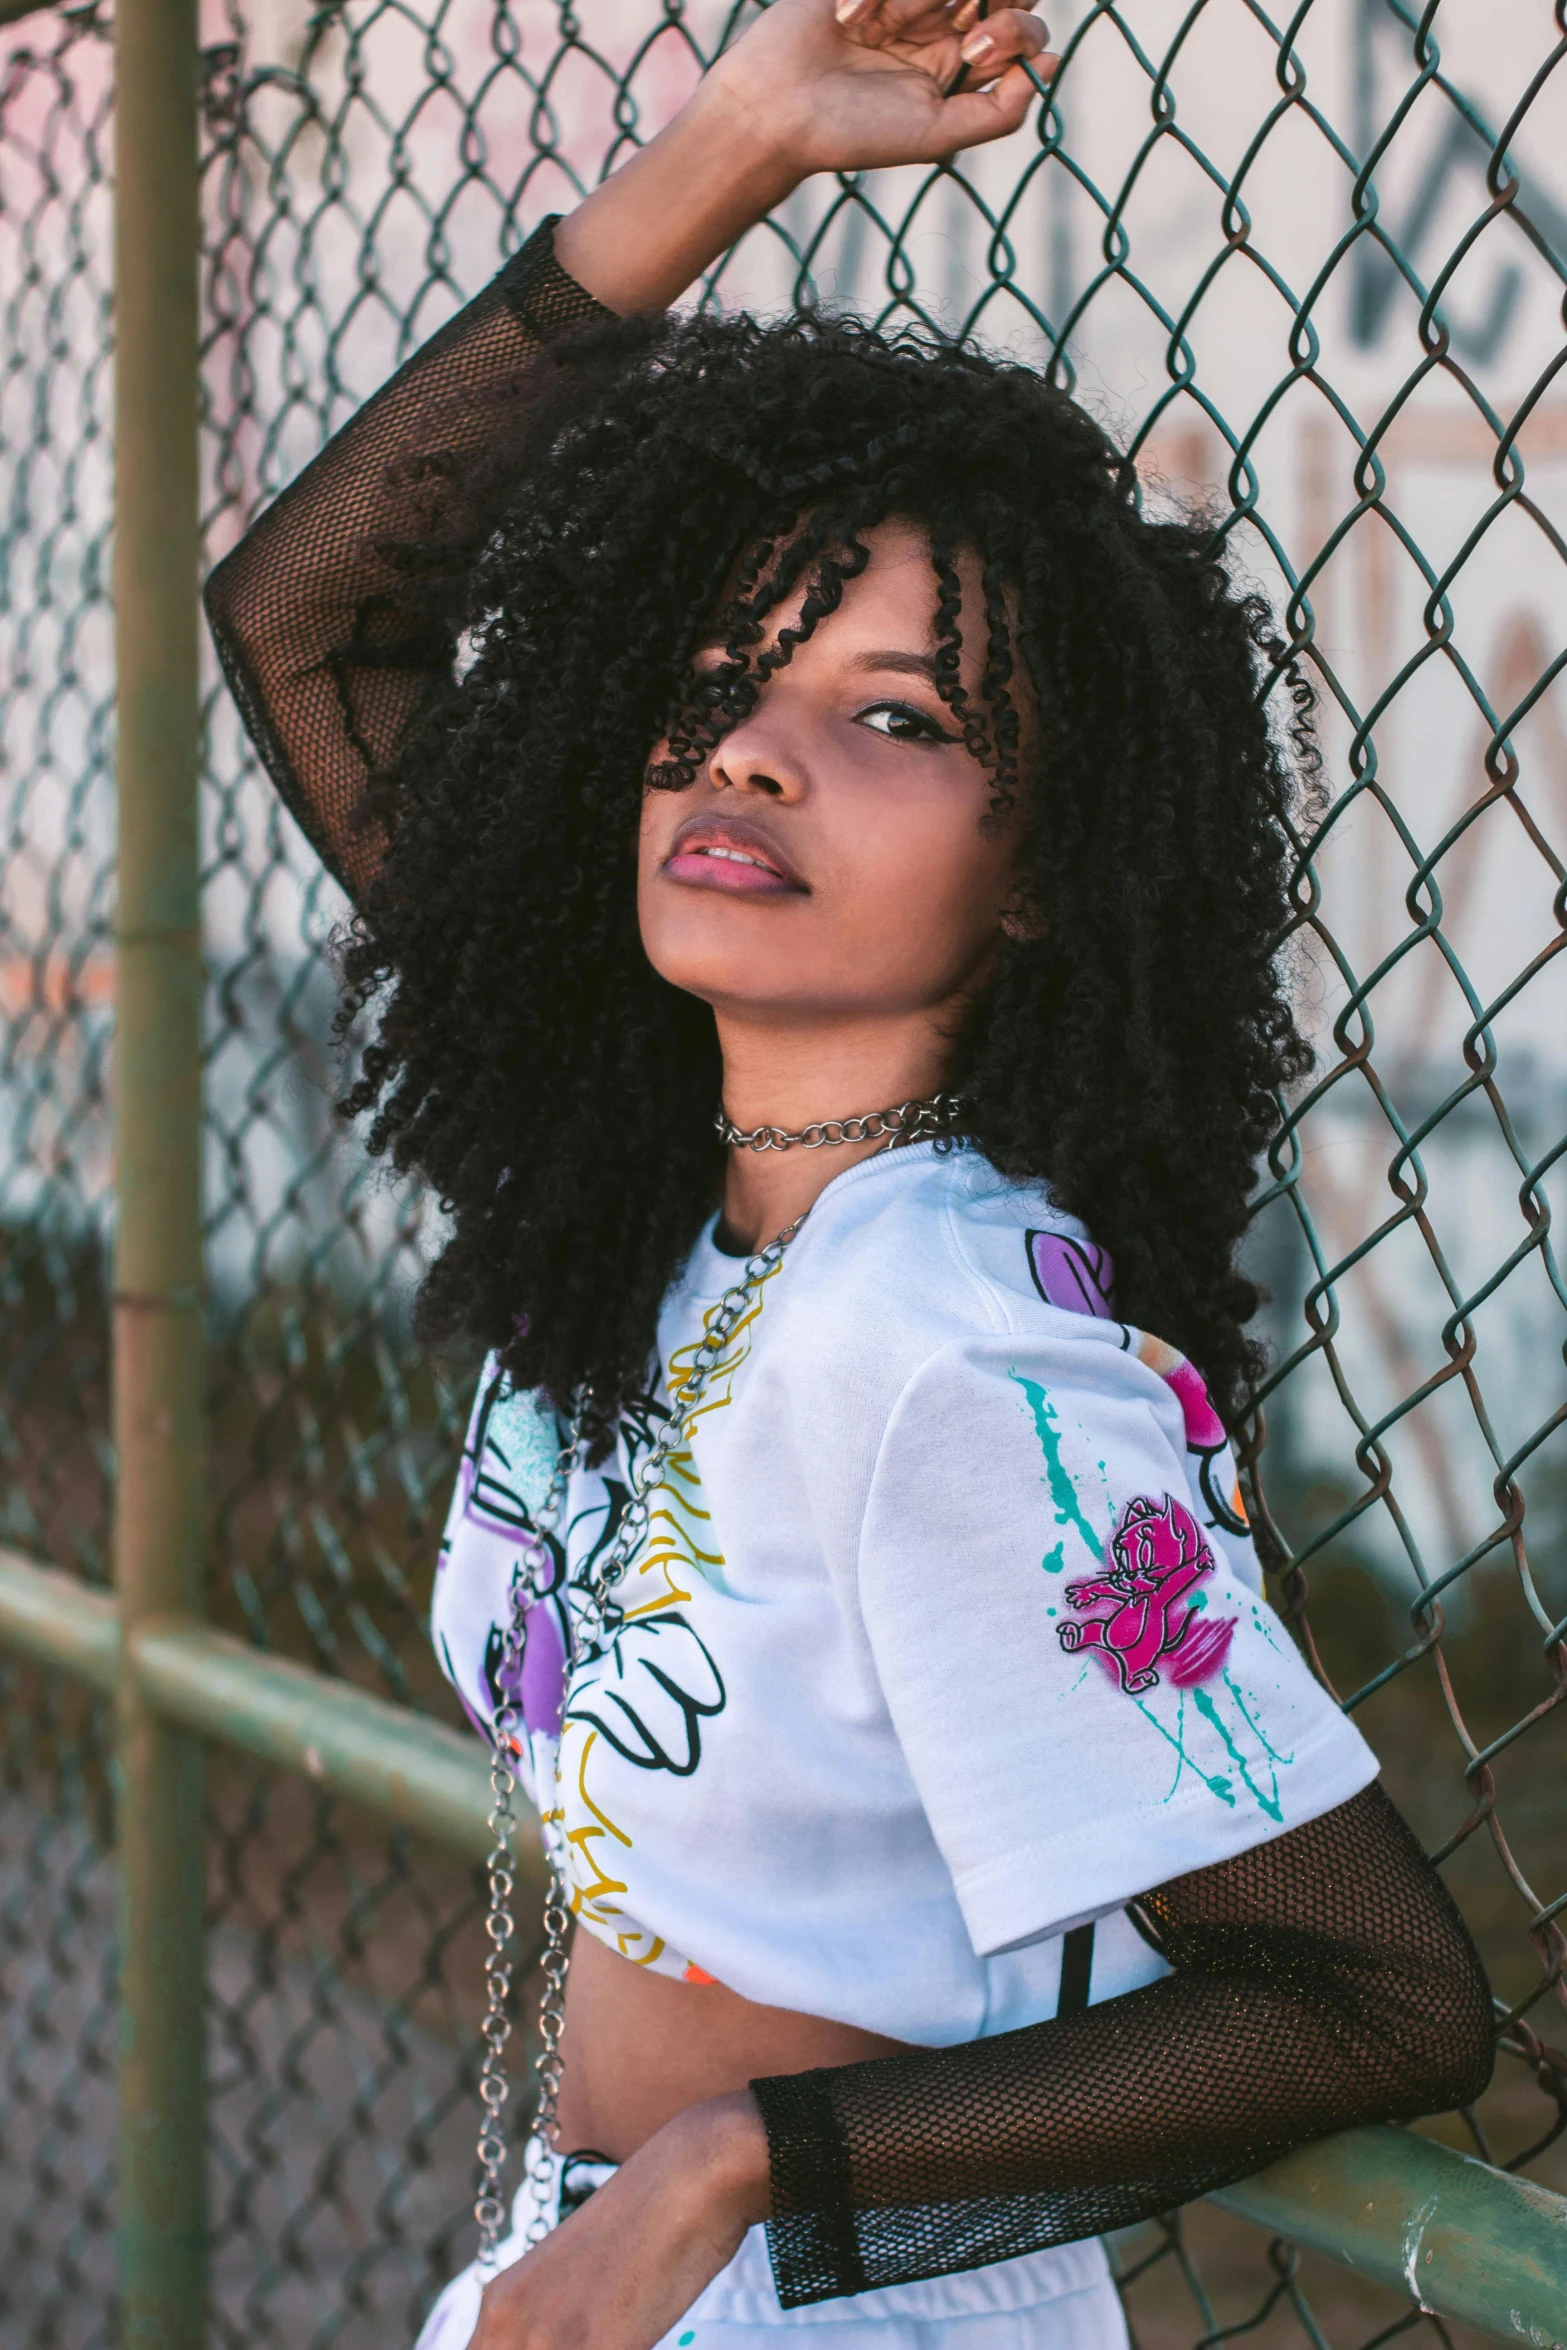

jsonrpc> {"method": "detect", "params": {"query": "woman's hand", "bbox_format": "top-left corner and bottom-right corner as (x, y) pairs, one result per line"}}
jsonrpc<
(710, 0), (1056, 182)
(555, 0), (1056, 315)
(469, 2092), (772, 2350)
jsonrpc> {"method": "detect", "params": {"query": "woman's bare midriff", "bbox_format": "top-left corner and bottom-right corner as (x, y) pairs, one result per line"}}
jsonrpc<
(555, 1926), (914, 2162)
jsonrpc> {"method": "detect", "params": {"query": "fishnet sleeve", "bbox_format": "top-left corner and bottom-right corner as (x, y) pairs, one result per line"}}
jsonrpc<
(751, 1782), (1493, 2308)
(203, 217), (611, 900)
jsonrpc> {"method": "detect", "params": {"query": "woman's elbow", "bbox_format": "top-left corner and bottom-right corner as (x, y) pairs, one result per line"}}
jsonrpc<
(1379, 1905), (1496, 2119)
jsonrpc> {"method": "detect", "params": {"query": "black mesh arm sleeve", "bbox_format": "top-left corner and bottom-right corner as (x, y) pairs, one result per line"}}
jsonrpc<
(751, 1782), (1493, 2308)
(203, 217), (611, 901)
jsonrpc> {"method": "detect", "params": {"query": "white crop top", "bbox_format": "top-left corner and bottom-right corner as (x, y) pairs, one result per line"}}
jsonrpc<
(431, 1142), (1376, 2048)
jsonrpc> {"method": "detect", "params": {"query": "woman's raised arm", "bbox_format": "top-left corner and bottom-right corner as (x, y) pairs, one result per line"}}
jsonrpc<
(204, 0), (1053, 899)
(204, 238), (611, 899)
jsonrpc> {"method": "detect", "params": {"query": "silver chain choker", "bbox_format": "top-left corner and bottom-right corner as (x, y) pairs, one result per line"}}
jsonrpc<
(714, 1090), (966, 1154)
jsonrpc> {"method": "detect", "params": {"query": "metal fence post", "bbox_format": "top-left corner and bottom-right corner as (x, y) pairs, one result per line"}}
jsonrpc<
(112, 0), (207, 2335)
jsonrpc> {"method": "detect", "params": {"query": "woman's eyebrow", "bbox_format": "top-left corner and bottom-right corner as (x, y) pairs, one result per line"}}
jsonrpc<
(848, 650), (942, 684)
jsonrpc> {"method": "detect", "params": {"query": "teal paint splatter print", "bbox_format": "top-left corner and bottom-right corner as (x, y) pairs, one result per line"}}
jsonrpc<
(1013, 1374), (1104, 1564)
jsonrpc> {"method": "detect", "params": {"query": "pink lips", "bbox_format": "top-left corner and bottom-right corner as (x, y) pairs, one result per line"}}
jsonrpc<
(663, 819), (804, 898)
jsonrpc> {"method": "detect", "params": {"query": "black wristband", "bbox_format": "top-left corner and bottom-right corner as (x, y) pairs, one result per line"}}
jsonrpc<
(749, 2066), (868, 2307)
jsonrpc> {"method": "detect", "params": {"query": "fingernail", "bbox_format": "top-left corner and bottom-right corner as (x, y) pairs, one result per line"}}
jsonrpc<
(960, 28), (995, 61)
(835, 0), (871, 22)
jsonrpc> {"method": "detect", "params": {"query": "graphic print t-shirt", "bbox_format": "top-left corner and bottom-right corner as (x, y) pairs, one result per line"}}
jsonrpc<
(431, 1142), (1376, 2048)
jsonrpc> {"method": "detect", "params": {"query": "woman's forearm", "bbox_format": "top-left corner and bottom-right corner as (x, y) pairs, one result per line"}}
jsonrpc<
(552, 76), (800, 316)
(747, 1785), (1494, 2306)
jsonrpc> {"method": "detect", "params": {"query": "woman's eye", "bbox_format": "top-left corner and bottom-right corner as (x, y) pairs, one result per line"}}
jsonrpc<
(856, 701), (958, 745)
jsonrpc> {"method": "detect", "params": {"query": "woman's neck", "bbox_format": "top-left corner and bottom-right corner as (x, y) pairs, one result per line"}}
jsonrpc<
(713, 1008), (956, 1253)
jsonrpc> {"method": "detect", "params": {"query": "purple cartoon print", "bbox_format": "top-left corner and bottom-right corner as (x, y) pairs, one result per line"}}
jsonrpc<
(486, 1579), (570, 1741)
(452, 1371), (576, 1743)
(1056, 1492), (1235, 1696)
(1026, 1230), (1117, 1320)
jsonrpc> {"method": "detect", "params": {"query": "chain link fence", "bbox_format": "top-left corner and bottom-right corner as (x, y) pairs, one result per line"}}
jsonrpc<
(1, 0), (1564, 2343)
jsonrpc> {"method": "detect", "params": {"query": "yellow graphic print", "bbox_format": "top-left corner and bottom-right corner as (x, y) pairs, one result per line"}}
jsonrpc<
(557, 1265), (782, 1973)
(558, 1729), (665, 1968)
(625, 1270), (773, 1616)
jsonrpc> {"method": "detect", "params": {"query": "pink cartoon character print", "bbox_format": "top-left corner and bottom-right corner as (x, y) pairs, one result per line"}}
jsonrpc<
(1056, 1492), (1235, 1695)
(1129, 1332), (1249, 1538)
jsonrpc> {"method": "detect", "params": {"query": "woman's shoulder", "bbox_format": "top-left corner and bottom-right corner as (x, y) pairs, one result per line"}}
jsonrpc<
(785, 1144), (1258, 1579)
(790, 1140), (1120, 1354)
(768, 1142), (1143, 1458)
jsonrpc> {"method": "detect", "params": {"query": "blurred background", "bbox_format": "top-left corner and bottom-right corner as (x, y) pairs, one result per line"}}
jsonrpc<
(1, 2), (1563, 2345)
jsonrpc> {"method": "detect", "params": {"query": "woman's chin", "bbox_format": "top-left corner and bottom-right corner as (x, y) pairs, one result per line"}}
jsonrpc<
(645, 950), (845, 1020)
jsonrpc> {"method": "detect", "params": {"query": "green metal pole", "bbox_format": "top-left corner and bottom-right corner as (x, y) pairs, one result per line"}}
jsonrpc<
(112, 0), (206, 2332)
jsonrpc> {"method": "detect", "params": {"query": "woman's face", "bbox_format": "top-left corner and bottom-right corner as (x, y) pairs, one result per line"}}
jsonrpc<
(637, 520), (1021, 1033)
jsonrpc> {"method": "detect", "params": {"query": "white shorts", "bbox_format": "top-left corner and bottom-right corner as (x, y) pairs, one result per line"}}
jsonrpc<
(415, 2141), (1130, 2349)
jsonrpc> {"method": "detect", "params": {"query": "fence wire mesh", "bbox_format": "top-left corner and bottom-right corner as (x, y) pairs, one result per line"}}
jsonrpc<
(1, 0), (1564, 2344)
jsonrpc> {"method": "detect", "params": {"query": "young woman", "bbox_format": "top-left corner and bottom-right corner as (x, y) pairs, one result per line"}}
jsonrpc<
(205, 3), (1494, 2345)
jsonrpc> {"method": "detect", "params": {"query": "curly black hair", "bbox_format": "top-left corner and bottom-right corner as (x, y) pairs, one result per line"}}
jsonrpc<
(338, 305), (1316, 1446)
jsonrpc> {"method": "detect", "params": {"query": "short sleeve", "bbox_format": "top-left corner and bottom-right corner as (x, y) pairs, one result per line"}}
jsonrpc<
(856, 1329), (1377, 1960)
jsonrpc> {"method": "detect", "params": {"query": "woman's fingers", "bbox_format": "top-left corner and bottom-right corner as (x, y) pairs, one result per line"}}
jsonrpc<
(845, 0), (1054, 100)
(934, 58), (1052, 148)
(949, 8), (1052, 87)
(835, 0), (1053, 98)
(836, 0), (957, 31)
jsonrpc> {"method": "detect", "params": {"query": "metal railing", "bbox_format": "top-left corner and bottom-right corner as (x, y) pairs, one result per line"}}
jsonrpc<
(1, 1), (1564, 2344)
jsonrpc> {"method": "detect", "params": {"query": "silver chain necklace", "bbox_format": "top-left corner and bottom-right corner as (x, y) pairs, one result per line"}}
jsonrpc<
(473, 1210), (807, 2268)
(714, 1090), (965, 1154)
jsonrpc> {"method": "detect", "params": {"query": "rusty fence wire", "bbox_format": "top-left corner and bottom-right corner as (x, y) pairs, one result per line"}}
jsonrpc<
(1, 0), (1565, 2343)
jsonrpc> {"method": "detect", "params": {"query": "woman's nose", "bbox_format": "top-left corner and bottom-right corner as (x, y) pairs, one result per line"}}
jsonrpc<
(706, 707), (808, 801)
